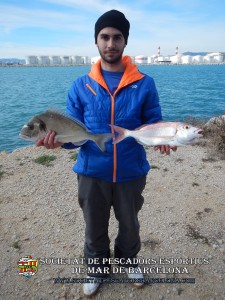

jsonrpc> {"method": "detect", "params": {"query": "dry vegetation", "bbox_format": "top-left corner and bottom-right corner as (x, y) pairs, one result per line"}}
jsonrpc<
(185, 113), (225, 160)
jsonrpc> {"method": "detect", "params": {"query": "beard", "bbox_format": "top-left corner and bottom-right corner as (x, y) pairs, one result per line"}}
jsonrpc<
(97, 47), (124, 64)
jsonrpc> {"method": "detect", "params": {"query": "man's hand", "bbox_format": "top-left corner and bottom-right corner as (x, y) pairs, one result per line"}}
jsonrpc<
(36, 131), (63, 149)
(154, 145), (177, 155)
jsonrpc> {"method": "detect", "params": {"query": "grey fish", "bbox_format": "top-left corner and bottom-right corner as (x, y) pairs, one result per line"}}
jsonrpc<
(19, 109), (113, 152)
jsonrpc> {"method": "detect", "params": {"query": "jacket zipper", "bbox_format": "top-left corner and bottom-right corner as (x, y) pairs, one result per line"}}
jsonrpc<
(86, 83), (97, 95)
(110, 94), (117, 183)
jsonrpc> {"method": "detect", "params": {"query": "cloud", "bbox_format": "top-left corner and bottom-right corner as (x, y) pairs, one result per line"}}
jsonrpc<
(0, 1), (224, 58)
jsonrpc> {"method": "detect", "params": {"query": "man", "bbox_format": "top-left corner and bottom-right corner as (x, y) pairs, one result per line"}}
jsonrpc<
(37, 9), (176, 298)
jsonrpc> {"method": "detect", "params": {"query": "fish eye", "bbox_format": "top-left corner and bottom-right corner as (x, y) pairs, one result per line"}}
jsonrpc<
(184, 125), (189, 129)
(28, 124), (34, 130)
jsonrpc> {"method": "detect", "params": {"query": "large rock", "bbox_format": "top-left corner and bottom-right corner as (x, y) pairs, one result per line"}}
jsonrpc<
(204, 114), (225, 132)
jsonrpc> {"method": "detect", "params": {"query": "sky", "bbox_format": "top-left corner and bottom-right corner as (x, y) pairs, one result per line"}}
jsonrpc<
(0, 0), (225, 59)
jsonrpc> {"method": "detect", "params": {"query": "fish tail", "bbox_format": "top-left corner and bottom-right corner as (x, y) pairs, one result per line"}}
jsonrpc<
(110, 125), (127, 144)
(94, 133), (114, 152)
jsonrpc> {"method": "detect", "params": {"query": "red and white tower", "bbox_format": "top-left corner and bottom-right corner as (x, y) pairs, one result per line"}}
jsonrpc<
(158, 46), (161, 56)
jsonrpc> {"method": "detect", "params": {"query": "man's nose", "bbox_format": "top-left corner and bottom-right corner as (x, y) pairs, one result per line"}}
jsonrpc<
(107, 38), (114, 48)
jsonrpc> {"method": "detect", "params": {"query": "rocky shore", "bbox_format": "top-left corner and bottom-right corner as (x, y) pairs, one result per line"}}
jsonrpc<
(0, 144), (224, 300)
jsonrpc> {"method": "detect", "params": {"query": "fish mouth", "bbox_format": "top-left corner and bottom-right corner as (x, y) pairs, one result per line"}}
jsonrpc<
(193, 129), (204, 136)
(197, 130), (204, 136)
(19, 134), (31, 140)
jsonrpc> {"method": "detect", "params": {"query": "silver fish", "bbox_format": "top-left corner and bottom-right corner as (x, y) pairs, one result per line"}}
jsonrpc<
(111, 122), (204, 146)
(19, 109), (113, 152)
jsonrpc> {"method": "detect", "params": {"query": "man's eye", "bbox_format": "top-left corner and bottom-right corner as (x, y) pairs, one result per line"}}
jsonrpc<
(101, 35), (109, 41)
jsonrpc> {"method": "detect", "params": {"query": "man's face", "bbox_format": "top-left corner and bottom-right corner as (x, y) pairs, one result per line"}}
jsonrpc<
(96, 27), (126, 64)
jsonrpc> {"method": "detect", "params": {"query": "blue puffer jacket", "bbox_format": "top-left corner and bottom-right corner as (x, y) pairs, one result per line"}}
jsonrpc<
(65, 56), (162, 182)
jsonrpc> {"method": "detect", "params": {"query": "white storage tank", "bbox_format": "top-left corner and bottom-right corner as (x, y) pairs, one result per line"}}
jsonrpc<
(49, 56), (61, 65)
(147, 56), (154, 64)
(37, 56), (50, 65)
(213, 55), (223, 63)
(25, 56), (38, 64)
(60, 56), (71, 64)
(170, 55), (182, 64)
(203, 55), (213, 64)
(71, 56), (83, 64)
(149, 55), (158, 64)
(192, 55), (203, 64)
(82, 56), (90, 64)
(135, 55), (148, 64)
(181, 55), (192, 64)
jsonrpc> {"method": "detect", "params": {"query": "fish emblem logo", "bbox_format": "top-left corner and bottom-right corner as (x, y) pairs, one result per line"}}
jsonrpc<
(17, 255), (38, 279)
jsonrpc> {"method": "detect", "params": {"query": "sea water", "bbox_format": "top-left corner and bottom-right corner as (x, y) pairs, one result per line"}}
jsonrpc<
(0, 64), (224, 152)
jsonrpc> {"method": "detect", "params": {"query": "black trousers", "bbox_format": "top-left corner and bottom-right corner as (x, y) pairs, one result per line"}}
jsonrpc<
(77, 175), (146, 277)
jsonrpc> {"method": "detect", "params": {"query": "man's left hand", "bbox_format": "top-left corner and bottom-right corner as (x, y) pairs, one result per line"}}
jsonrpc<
(154, 145), (177, 155)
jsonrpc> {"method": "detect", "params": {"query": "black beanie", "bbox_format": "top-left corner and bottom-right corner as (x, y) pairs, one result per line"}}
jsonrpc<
(95, 10), (130, 44)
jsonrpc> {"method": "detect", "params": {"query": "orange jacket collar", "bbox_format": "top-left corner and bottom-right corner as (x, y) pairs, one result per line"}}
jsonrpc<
(88, 56), (144, 93)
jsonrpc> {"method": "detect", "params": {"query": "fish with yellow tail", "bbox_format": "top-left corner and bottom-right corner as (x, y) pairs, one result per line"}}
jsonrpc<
(19, 109), (113, 152)
(111, 122), (204, 147)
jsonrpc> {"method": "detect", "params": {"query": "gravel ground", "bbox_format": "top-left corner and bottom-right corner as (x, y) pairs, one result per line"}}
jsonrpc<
(0, 144), (224, 300)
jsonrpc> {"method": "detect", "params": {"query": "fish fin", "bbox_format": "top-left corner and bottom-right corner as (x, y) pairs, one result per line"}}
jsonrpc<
(72, 140), (87, 146)
(110, 125), (128, 144)
(45, 108), (88, 130)
(92, 133), (114, 152)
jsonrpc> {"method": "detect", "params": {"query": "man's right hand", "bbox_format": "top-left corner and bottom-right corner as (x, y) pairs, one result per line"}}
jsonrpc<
(36, 131), (63, 149)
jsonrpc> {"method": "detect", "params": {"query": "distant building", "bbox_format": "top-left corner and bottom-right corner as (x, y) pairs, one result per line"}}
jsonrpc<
(25, 56), (39, 64)
(134, 55), (148, 64)
(24, 51), (224, 66)
(37, 56), (50, 65)
(49, 56), (61, 65)
(25, 55), (91, 65)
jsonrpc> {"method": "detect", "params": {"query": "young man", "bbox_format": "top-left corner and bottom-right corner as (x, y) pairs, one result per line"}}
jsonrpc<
(37, 9), (176, 298)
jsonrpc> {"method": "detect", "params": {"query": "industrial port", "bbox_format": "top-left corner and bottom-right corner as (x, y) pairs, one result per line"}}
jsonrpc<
(24, 47), (225, 65)
(1, 47), (224, 66)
